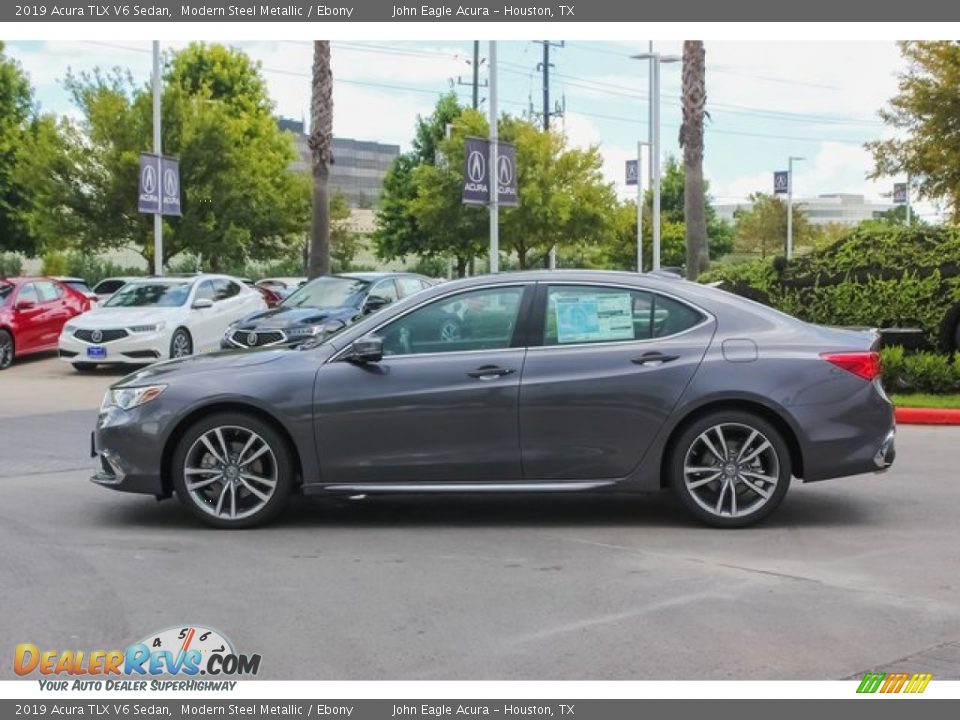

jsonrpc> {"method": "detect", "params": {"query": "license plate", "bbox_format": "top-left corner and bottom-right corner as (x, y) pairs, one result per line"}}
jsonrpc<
(87, 346), (107, 358)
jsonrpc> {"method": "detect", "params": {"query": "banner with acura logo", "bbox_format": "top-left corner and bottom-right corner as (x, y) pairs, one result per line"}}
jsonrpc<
(138, 153), (182, 216)
(462, 137), (518, 207)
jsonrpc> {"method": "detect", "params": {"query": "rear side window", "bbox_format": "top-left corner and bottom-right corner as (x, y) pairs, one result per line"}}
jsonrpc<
(17, 283), (39, 304)
(544, 286), (705, 346)
(214, 279), (242, 300)
(93, 279), (127, 295)
(35, 281), (63, 302)
(396, 277), (425, 297)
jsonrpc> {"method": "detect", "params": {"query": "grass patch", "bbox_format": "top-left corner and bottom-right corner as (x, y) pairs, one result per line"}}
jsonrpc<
(890, 393), (960, 409)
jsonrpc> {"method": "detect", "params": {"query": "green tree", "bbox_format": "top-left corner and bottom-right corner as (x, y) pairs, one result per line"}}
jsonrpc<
(0, 42), (39, 257)
(329, 191), (361, 272)
(373, 94), (479, 275)
(868, 41), (960, 220)
(21, 43), (308, 270)
(734, 192), (817, 258)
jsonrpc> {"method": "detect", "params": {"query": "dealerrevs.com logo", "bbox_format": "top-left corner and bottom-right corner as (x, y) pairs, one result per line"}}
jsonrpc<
(15, 625), (260, 690)
(857, 672), (933, 694)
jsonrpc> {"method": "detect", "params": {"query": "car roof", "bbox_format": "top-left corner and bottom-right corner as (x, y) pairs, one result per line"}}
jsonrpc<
(339, 271), (426, 281)
(0, 276), (59, 285)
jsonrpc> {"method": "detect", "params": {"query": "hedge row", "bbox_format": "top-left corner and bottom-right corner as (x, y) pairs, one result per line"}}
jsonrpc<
(880, 346), (960, 394)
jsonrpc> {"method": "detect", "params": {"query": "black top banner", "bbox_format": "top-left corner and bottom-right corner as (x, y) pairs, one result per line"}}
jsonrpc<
(6, 0), (960, 22)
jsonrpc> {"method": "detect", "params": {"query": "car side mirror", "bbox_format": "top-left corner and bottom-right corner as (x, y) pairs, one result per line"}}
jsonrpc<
(348, 335), (383, 363)
(363, 295), (389, 314)
(15, 300), (35, 311)
(192, 298), (214, 309)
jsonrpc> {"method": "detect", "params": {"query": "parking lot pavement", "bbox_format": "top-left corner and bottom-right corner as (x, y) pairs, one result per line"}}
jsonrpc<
(2, 356), (960, 680)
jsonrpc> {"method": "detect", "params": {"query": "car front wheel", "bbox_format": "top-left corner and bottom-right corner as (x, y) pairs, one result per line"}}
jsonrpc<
(171, 412), (293, 529)
(170, 328), (193, 359)
(669, 411), (791, 528)
(0, 329), (13, 370)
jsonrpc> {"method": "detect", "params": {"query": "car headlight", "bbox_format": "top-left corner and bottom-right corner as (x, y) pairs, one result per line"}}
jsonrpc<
(100, 385), (167, 412)
(63, 324), (77, 334)
(129, 322), (165, 333)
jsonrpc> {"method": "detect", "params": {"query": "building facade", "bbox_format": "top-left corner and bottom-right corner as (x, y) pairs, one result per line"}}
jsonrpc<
(278, 118), (400, 209)
(716, 193), (895, 227)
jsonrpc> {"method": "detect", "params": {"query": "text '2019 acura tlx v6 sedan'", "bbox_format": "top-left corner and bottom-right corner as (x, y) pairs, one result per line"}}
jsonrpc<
(91, 270), (896, 529)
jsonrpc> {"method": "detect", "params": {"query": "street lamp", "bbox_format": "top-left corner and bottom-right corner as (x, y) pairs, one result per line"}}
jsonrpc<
(787, 155), (804, 260)
(632, 49), (680, 272)
(635, 140), (650, 272)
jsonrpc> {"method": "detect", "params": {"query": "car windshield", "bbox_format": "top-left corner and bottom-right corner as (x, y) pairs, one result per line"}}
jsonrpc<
(103, 281), (191, 307)
(282, 276), (370, 309)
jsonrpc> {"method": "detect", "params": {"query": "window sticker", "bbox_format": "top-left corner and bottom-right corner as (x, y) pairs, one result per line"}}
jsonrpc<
(554, 292), (634, 344)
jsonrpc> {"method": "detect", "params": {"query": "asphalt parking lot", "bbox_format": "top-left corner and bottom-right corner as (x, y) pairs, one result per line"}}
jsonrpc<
(1, 352), (959, 680)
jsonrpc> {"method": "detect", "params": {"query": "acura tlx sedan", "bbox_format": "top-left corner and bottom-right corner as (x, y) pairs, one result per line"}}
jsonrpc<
(91, 270), (896, 529)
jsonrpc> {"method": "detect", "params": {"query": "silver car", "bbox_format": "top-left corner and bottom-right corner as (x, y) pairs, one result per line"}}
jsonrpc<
(91, 270), (895, 529)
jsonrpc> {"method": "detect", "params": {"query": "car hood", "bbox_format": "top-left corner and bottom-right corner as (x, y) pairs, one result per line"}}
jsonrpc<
(73, 306), (179, 328)
(232, 305), (357, 329)
(114, 347), (291, 387)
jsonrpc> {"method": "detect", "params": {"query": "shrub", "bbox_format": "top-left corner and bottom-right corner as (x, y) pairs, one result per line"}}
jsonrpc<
(0, 252), (24, 277)
(880, 347), (960, 394)
(41, 251), (69, 276)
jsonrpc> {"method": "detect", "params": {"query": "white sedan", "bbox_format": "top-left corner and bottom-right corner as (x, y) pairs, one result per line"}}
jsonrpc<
(58, 274), (267, 370)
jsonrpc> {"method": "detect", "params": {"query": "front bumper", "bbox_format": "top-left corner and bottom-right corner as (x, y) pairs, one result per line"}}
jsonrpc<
(89, 406), (167, 497)
(60, 329), (167, 364)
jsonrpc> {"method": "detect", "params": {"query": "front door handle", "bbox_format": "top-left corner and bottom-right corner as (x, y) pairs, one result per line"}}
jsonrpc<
(631, 351), (679, 366)
(467, 365), (516, 380)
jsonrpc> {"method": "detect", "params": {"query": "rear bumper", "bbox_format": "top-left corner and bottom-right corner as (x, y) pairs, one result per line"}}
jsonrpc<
(873, 428), (896, 472)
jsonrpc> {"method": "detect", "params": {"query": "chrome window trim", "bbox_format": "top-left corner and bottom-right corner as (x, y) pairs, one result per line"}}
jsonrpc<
(328, 282), (532, 363)
(327, 279), (714, 362)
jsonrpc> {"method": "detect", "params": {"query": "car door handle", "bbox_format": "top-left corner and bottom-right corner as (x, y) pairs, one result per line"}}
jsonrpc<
(467, 365), (516, 380)
(631, 351), (679, 365)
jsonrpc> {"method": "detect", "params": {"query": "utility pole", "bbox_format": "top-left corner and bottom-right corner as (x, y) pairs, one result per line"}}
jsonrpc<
(152, 40), (163, 277)
(456, 41), (487, 110)
(536, 40), (564, 270)
(906, 174), (912, 226)
(488, 41), (499, 274)
(787, 155), (804, 260)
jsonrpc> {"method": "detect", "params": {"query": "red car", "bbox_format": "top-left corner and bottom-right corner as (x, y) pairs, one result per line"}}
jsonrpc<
(0, 276), (91, 370)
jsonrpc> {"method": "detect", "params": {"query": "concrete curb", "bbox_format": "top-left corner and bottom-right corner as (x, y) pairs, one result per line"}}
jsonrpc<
(895, 407), (960, 425)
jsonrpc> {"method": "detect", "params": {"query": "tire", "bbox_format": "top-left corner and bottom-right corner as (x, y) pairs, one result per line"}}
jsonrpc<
(669, 410), (792, 528)
(169, 328), (193, 359)
(72, 362), (98, 372)
(171, 412), (293, 529)
(0, 329), (13, 370)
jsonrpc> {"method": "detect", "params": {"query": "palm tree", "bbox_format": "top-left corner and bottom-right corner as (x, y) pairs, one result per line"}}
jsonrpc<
(308, 40), (333, 278)
(680, 40), (709, 279)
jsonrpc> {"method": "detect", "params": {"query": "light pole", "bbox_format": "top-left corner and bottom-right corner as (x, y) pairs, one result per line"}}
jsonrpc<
(786, 155), (804, 260)
(632, 49), (680, 272)
(488, 41), (499, 274)
(152, 40), (163, 276)
(635, 140), (649, 272)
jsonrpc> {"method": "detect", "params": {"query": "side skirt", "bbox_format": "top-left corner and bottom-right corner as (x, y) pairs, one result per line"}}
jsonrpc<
(301, 481), (617, 496)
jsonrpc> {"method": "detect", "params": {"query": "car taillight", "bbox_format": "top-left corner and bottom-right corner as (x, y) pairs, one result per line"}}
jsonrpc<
(821, 351), (881, 381)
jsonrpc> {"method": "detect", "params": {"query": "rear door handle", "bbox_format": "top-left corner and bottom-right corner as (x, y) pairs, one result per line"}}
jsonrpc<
(631, 351), (679, 366)
(467, 365), (516, 380)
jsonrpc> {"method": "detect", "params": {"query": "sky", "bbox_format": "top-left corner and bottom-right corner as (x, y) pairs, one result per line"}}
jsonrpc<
(5, 39), (928, 216)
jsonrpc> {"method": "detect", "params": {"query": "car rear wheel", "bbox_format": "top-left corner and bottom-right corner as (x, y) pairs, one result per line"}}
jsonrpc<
(171, 412), (293, 529)
(170, 328), (192, 359)
(0, 330), (13, 370)
(669, 411), (791, 528)
(72, 362), (98, 372)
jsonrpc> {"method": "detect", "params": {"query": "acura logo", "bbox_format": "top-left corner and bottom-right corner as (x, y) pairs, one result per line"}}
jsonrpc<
(498, 155), (513, 185)
(91, 329), (103, 343)
(163, 167), (179, 197)
(246, 332), (258, 346)
(141, 165), (157, 195)
(467, 150), (486, 183)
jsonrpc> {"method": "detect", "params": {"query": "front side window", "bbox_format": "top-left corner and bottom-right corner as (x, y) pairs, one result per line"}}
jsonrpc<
(193, 281), (216, 302)
(92, 279), (127, 295)
(35, 281), (62, 302)
(17, 283), (39, 305)
(369, 279), (399, 304)
(214, 279), (241, 300)
(379, 286), (525, 356)
(544, 286), (705, 346)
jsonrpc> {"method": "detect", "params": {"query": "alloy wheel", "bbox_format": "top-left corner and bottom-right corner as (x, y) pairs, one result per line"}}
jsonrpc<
(0, 333), (12, 369)
(182, 426), (279, 521)
(682, 422), (781, 520)
(171, 330), (192, 358)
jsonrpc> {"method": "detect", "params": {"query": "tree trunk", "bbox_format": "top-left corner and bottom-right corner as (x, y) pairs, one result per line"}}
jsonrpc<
(455, 256), (468, 277)
(680, 40), (709, 280)
(517, 247), (527, 270)
(308, 41), (333, 278)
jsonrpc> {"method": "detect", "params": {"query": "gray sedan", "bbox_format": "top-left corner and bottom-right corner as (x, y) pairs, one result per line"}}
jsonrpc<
(91, 270), (895, 529)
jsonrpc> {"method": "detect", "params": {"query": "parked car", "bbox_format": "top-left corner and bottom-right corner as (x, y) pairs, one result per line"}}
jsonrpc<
(222, 272), (433, 350)
(55, 277), (99, 305)
(0, 276), (91, 370)
(59, 274), (266, 371)
(91, 276), (143, 305)
(91, 270), (894, 529)
(255, 277), (307, 300)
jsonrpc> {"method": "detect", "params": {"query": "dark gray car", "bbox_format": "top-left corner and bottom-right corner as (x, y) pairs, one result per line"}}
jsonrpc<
(91, 270), (895, 529)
